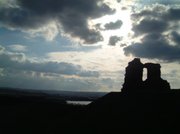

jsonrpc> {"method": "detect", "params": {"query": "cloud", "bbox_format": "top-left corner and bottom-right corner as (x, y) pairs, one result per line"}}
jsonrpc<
(132, 5), (180, 23)
(166, 8), (180, 20)
(0, 0), (115, 44)
(132, 19), (168, 36)
(137, 0), (180, 5)
(117, 0), (121, 3)
(0, 45), (5, 53)
(0, 47), (122, 91)
(108, 36), (122, 46)
(124, 33), (180, 61)
(0, 0), (17, 8)
(0, 48), (26, 62)
(0, 68), (101, 91)
(0, 45), (99, 77)
(124, 4), (180, 62)
(27, 21), (59, 41)
(104, 20), (123, 30)
(0, 67), (122, 91)
(8, 44), (27, 52)
(120, 43), (127, 47)
(171, 31), (180, 44)
(0, 45), (124, 91)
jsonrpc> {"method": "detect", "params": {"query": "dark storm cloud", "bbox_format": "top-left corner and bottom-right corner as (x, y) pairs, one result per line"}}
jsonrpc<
(108, 36), (122, 46)
(171, 31), (180, 44)
(104, 20), (123, 30)
(124, 5), (180, 62)
(0, 46), (99, 77)
(0, 0), (115, 44)
(132, 6), (180, 21)
(0, 7), (47, 29)
(132, 19), (168, 36)
(124, 33), (180, 61)
(165, 8), (180, 20)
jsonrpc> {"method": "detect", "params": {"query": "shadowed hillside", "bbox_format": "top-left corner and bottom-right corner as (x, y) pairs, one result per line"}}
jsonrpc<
(87, 90), (180, 133)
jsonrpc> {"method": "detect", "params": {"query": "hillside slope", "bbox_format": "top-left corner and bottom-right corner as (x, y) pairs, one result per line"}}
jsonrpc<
(87, 90), (180, 133)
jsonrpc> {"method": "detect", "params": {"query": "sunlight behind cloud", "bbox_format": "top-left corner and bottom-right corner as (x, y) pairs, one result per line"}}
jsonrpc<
(90, 2), (133, 45)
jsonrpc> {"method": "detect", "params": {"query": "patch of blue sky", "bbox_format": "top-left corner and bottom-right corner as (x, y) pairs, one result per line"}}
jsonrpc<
(0, 27), (29, 45)
(0, 27), (101, 58)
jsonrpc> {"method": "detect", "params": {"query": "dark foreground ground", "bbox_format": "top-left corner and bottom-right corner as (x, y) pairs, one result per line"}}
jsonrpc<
(0, 88), (180, 133)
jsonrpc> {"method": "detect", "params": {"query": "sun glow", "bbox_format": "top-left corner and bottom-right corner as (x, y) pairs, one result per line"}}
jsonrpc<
(81, 3), (134, 71)
(90, 4), (133, 45)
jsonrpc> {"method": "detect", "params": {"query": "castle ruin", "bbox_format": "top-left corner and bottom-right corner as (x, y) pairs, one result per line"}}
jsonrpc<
(122, 58), (170, 92)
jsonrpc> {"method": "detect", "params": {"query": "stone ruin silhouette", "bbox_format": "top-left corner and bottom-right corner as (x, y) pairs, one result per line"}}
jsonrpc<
(122, 58), (170, 92)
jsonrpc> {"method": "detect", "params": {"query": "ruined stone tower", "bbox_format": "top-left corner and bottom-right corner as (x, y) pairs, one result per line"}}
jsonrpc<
(144, 63), (170, 91)
(122, 58), (170, 92)
(122, 58), (144, 92)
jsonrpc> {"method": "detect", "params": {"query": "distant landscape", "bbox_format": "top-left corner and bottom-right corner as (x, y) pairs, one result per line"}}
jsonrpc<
(0, 87), (107, 102)
(1, 0), (180, 133)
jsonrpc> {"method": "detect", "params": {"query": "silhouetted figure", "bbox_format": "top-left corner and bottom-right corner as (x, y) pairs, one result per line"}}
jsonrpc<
(122, 58), (170, 92)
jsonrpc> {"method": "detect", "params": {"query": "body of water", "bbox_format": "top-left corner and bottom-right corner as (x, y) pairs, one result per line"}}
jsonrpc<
(66, 101), (92, 105)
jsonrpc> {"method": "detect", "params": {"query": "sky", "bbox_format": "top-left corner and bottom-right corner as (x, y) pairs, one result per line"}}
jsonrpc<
(0, 0), (180, 92)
